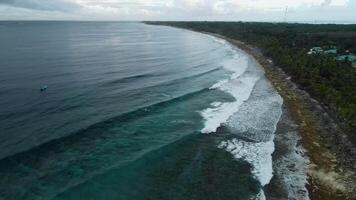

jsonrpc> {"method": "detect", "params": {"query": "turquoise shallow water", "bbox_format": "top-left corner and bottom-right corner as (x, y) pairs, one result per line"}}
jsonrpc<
(0, 22), (282, 200)
(0, 22), (266, 199)
(0, 22), (230, 159)
(54, 134), (260, 200)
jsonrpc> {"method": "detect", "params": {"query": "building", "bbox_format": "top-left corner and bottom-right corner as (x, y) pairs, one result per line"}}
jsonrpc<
(324, 48), (338, 55)
(307, 47), (323, 55)
(336, 53), (356, 62)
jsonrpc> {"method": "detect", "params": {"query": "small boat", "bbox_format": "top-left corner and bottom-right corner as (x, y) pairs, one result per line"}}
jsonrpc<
(40, 85), (48, 92)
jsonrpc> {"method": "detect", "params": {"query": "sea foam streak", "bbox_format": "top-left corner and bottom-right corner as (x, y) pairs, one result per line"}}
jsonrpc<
(219, 138), (275, 186)
(201, 74), (259, 133)
(220, 77), (283, 199)
(201, 34), (283, 199)
(200, 51), (256, 133)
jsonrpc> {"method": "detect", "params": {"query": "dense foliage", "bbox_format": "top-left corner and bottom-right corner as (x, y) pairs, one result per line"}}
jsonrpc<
(148, 22), (356, 131)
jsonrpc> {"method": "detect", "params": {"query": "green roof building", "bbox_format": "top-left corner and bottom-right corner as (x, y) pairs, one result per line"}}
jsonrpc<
(324, 48), (337, 55)
(307, 47), (323, 55)
(336, 53), (356, 62)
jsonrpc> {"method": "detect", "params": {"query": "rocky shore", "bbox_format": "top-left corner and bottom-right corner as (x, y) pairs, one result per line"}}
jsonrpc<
(218, 35), (356, 200)
(146, 22), (356, 199)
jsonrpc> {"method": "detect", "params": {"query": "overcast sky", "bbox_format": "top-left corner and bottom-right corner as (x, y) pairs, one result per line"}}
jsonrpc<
(0, 0), (355, 22)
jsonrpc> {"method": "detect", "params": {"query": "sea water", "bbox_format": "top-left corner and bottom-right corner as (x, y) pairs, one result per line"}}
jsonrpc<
(0, 22), (283, 200)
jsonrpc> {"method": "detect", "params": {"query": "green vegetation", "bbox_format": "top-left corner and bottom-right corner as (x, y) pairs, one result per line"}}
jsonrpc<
(148, 22), (356, 131)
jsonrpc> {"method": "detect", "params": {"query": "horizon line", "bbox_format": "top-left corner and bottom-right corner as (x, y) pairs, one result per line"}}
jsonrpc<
(0, 19), (356, 25)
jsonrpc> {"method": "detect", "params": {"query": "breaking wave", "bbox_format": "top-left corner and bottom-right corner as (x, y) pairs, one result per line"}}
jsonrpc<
(199, 34), (283, 199)
(200, 44), (257, 133)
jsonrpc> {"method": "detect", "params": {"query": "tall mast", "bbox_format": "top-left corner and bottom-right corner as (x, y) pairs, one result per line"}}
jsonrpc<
(284, 6), (288, 23)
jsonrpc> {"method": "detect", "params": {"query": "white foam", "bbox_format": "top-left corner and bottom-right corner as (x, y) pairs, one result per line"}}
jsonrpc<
(200, 46), (258, 134)
(274, 129), (310, 199)
(210, 102), (222, 107)
(201, 75), (260, 133)
(219, 138), (275, 186)
(200, 34), (284, 199)
(223, 56), (249, 79)
(219, 78), (283, 186)
(209, 55), (249, 90)
(226, 89), (283, 142)
(205, 34), (228, 46)
(210, 79), (228, 89)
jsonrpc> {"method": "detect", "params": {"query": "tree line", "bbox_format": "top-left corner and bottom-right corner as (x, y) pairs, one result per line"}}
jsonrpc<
(147, 22), (356, 133)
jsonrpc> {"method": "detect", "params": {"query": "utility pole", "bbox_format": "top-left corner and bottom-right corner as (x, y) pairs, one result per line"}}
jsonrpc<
(283, 6), (288, 23)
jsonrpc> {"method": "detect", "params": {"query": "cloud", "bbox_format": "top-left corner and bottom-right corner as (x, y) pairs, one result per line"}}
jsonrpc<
(321, 0), (349, 6)
(328, 0), (349, 6)
(0, 0), (354, 21)
(322, 0), (332, 6)
(168, 0), (343, 16)
(0, 0), (81, 12)
(0, 0), (351, 14)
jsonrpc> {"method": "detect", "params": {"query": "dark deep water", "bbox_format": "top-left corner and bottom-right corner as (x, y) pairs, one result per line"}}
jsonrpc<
(0, 22), (283, 200)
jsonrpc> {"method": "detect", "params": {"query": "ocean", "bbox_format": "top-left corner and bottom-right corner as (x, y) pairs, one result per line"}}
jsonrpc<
(0, 22), (284, 200)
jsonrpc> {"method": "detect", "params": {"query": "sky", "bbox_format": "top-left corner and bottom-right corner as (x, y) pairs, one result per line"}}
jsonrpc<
(0, 0), (355, 22)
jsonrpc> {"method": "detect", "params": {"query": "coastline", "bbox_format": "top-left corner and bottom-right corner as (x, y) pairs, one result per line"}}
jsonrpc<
(211, 34), (356, 199)
(145, 23), (356, 199)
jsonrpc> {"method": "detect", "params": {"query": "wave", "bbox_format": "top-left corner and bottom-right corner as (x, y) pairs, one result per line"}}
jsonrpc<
(201, 74), (260, 133)
(210, 55), (249, 89)
(0, 87), (210, 161)
(219, 138), (275, 186)
(273, 121), (310, 199)
(218, 77), (283, 199)
(205, 34), (230, 46)
(0, 87), (212, 199)
(200, 50), (259, 133)
(101, 67), (222, 89)
(1, 23), (270, 200)
(199, 33), (284, 199)
(105, 73), (158, 84)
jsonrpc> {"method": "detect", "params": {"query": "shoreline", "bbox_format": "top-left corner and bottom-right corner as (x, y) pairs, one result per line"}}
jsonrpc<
(145, 23), (356, 199)
(212, 34), (356, 199)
